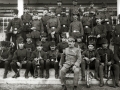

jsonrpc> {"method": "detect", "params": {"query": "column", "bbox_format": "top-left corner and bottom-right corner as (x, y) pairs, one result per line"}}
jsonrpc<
(17, 0), (24, 18)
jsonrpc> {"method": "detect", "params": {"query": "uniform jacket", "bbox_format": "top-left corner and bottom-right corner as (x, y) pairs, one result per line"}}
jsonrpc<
(12, 49), (30, 62)
(30, 31), (40, 39)
(47, 16), (61, 34)
(31, 49), (47, 61)
(69, 20), (84, 36)
(82, 49), (100, 61)
(31, 19), (44, 32)
(21, 13), (32, 23)
(97, 48), (114, 63)
(75, 42), (87, 53)
(60, 47), (81, 67)
(114, 47), (120, 63)
(55, 6), (62, 15)
(41, 15), (50, 26)
(6, 18), (23, 33)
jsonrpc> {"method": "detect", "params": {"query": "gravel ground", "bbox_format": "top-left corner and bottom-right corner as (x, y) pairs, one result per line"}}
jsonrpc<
(0, 84), (119, 90)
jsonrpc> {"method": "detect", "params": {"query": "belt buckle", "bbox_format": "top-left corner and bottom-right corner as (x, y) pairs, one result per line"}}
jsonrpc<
(51, 59), (54, 61)
(63, 25), (66, 27)
(57, 14), (60, 16)
(52, 27), (55, 29)
(85, 26), (88, 28)
(73, 30), (78, 33)
(26, 23), (29, 25)
(14, 28), (17, 30)
(118, 35), (119, 37)
(107, 22), (109, 24)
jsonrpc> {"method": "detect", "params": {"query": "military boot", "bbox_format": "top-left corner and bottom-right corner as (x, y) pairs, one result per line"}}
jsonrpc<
(3, 71), (8, 79)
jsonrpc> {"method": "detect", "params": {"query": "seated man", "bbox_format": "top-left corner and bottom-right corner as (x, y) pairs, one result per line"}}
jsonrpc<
(81, 41), (100, 82)
(98, 39), (119, 87)
(31, 41), (47, 78)
(47, 41), (61, 79)
(11, 42), (31, 78)
(59, 36), (81, 90)
(0, 41), (13, 78)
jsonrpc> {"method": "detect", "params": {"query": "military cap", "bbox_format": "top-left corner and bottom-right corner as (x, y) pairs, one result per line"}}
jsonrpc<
(36, 41), (42, 46)
(50, 41), (56, 47)
(88, 41), (95, 46)
(68, 36), (75, 42)
(13, 9), (18, 15)
(33, 10), (38, 15)
(41, 32), (47, 37)
(101, 38), (108, 44)
(101, 2), (107, 8)
(57, 0), (62, 2)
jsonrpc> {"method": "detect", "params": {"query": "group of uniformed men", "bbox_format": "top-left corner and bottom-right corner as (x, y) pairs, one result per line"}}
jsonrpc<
(0, 0), (120, 90)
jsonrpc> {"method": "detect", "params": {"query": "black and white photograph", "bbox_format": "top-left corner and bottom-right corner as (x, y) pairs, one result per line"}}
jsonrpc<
(0, 0), (119, 90)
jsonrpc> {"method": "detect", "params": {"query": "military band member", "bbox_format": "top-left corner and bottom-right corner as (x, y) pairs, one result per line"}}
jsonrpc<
(57, 33), (68, 53)
(75, 34), (87, 53)
(98, 39), (119, 87)
(69, 0), (82, 22)
(21, 7), (32, 42)
(60, 36), (81, 90)
(0, 41), (13, 78)
(11, 42), (32, 78)
(46, 41), (61, 79)
(41, 6), (50, 35)
(47, 9), (61, 44)
(55, 0), (63, 17)
(59, 7), (70, 37)
(69, 14), (84, 39)
(31, 41), (47, 78)
(6, 9), (23, 50)
(81, 41), (100, 81)
(92, 15), (107, 48)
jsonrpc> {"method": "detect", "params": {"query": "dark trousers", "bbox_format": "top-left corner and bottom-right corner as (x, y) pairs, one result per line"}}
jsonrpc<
(0, 61), (11, 75)
(6, 33), (13, 41)
(46, 60), (59, 75)
(81, 59), (100, 78)
(32, 60), (44, 77)
(10, 61), (31, 75)
(48, 33), (59, 45)
(99, 64), (119, 84)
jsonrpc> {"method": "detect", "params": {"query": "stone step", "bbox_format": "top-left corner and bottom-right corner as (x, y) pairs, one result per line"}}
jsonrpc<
(0, 69), (113, 85)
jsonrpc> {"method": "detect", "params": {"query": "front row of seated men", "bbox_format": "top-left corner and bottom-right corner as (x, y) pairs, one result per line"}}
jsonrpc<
(0, 36), (120, 89)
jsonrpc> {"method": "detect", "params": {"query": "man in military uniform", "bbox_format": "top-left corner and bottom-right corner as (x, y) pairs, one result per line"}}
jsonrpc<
(69, 0), (82, 22)
(55, 0), (63, 17)
(21, 7), (32, 42)
(47, 9), (61, 45)
(41, 6), (50, 35)
(81, 41), (100, 81)
(98, 39), (119, 87)
(75, 34), (87, 53)
(57, 33), (68, 53)
(46, 41), (61, 79)
(92, 15), (107, 48)
(6, 9), (23, 50)
(60, 36), (81, 90)
(0, 41), (13, 78)
(59, 7), (70, 38)
(69, 14), (84, 39)
(11, 42), (32, 78)
(31, 41), (47, 78)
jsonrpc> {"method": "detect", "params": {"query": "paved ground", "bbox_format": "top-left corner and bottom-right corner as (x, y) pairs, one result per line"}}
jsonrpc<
(0, 84), (119, 90)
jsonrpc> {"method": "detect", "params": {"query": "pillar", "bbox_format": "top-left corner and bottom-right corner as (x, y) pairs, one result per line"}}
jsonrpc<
(17, 0), (24, 18)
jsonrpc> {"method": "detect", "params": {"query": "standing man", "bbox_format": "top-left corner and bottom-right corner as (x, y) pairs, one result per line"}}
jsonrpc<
(60, 36), (81, 90)
(21, 7), (32, 42)
(69, 14), (84, 39)
(47, 9), (61, 45)
(69, 0), (82, 22)
(55, 0), (63, 17)
(6, 9), (23, 50)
